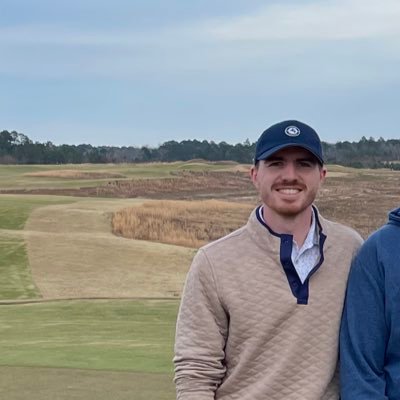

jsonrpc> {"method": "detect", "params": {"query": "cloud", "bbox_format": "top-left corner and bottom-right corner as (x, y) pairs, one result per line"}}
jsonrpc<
(199, 0), (400, 41)
(1, 0), (400, 84)
(2, 0), (400, 48)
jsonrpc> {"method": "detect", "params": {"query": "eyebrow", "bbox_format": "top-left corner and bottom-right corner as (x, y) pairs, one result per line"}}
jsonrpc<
(297, 157), (317, 164)
(264, 156), (283, 162)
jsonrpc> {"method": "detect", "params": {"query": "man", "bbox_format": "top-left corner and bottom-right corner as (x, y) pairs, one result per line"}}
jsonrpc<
(340, 208), (400, 399)
(174, 120), (362, 400)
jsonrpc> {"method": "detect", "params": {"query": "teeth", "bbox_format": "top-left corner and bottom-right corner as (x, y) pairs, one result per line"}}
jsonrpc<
(278, 188), (300, 194)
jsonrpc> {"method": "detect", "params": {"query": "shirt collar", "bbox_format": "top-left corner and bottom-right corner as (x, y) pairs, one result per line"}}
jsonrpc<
(258, 206), (319, 246)
(305, 209), (319, 248)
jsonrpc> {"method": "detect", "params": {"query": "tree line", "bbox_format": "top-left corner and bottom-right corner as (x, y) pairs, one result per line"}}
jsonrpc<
(1, 129), (400, 169)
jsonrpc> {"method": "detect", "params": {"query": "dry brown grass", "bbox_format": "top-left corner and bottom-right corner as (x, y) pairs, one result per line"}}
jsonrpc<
(25, 170), (125, 179)
(111, 167), (400, 244)
(112, 200), (254, 248)
(315, 168), (400, 238)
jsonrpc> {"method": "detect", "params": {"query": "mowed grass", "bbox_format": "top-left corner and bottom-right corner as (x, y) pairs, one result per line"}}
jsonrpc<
(0, 195), (76, 300)
(0, 300), (178, 373)
(0, 299), (179, 399)
(0, 195), (79, 300)
(0, 194), (75, 230)
(0, 366), (176, 400)
(0, 367), (175, 400)
(0, 239), (38, 299)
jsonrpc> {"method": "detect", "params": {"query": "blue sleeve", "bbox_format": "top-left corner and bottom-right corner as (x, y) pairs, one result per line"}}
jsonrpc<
(340, 238), (389, 400)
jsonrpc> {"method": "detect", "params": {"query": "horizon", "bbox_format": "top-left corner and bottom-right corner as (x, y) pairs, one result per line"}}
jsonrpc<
(2, 127), (398, 148)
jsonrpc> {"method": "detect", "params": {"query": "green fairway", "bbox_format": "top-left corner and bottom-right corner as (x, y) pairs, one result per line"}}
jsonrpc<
(0, 300), (179, 399)
(0, 239), (39, 299)
(0, 299), (179, 372)
(0, 195), (75, 230)
(0, 367), (175, 400)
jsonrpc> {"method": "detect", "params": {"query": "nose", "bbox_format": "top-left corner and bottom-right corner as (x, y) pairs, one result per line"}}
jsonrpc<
(281, 161), (297, 181)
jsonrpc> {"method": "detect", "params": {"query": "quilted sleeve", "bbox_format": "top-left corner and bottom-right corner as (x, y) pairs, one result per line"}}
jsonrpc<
(174, 249), (228, 400)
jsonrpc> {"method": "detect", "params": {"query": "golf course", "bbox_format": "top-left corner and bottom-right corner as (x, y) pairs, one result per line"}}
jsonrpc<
(1, 161), (399, 399)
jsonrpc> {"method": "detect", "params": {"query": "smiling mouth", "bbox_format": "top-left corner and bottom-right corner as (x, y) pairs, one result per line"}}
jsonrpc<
(276, 188), (301, 195)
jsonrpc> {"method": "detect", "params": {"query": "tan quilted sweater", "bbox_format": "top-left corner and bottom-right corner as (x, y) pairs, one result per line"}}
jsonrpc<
(174, 207), (362, 400)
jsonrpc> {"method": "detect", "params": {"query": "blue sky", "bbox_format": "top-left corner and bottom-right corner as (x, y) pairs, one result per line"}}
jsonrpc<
(1, 0), (400, 147)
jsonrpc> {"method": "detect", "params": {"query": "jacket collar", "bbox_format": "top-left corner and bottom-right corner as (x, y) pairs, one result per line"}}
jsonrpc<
(388, 207), (400, 226)
(246, 205), (329, 252)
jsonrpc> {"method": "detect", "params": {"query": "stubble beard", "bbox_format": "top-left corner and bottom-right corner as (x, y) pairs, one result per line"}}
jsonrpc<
(263, 187), (318, 219)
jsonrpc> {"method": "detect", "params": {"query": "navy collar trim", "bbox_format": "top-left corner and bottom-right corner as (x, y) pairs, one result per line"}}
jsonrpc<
(255, 205), (327, 305)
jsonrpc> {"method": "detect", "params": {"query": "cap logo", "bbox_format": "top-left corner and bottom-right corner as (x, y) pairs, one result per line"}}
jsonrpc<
(285, 126), (300, 137)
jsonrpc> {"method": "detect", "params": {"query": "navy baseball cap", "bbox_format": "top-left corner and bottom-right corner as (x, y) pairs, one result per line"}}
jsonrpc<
(254, 120), (324, 165)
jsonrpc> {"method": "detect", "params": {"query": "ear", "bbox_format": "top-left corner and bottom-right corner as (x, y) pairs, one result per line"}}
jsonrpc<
(320, 166), (327, 183)
(250, 165), (260, 189)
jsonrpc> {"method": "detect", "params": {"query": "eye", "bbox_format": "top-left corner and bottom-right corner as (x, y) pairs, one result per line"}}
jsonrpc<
(266, 161), (283, 167)
(298, 160), (314, 168)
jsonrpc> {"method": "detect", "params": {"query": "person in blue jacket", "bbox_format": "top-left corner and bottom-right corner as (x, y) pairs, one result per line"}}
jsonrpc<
(340, 207), (400, 399)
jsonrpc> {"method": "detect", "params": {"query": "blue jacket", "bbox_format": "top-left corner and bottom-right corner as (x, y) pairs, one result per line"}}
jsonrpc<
(340, 208), (400, 399)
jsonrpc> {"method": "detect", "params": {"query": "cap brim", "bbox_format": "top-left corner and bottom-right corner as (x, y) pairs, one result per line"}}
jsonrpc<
(256, 143), (324, 165)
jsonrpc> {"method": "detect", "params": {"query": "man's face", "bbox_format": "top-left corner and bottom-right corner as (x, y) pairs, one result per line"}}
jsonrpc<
(250, 147), (326, 218)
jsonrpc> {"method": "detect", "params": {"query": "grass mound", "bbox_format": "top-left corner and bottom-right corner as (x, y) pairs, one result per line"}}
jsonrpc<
(25, 170), (126, 179)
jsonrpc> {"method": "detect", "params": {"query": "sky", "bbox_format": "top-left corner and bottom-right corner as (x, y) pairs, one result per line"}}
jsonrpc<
(1, 0), (400, 147)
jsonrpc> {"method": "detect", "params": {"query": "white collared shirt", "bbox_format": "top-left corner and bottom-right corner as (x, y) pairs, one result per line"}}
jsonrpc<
(291, 210), (320, 283)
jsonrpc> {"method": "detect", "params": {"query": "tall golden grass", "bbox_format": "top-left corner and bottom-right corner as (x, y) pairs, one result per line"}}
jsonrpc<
(112, 200), (254, 248)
